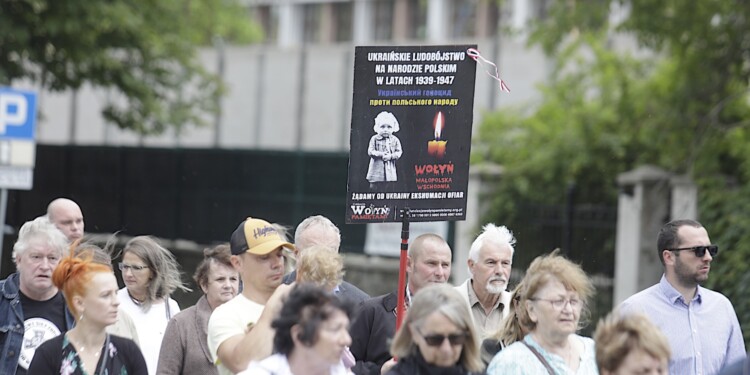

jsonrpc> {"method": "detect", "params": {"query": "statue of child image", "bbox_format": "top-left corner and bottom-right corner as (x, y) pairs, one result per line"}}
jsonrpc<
(366, 111), (403, 191)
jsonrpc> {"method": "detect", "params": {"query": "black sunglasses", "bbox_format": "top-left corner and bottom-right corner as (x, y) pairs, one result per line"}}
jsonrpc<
(667, 245), (719, 258)
(419, 330), (467, 347)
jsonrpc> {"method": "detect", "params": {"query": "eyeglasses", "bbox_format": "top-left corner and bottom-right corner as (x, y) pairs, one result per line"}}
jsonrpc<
(667, 245), (718, 258)
(418, 330), (467, 347)
(530, 297), (581, 310)
(118, 263), (149, 272)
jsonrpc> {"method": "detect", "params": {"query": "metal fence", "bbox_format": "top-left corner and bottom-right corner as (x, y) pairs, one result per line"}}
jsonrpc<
(0, 145), (370, 277)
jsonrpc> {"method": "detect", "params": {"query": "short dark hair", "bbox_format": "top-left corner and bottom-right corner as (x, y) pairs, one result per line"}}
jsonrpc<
(272, 284), (353, 355)
(656, 219), (703, 265)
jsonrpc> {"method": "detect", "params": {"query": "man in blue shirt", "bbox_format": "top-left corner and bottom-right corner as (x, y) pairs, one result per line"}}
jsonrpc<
(620, 219), (745, 375)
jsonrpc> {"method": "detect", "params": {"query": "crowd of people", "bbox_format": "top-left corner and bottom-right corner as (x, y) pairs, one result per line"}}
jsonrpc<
(0, 198), (746, 375)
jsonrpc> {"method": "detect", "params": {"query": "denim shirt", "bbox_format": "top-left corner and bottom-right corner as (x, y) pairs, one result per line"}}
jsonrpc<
(0, 273), (75, 375)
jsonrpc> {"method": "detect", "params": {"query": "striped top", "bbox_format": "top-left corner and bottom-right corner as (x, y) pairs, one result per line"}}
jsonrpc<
(619, 275), (746, 375)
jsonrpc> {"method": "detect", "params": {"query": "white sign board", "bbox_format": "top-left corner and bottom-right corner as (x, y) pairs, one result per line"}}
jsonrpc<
(364, 221), (449, 257)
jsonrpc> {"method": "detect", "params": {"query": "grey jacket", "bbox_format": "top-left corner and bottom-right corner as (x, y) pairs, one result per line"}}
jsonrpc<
(156, 295), (216, 375)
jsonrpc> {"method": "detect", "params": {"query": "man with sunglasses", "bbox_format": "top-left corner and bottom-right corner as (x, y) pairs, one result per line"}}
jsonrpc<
(619, 219), (746, 375)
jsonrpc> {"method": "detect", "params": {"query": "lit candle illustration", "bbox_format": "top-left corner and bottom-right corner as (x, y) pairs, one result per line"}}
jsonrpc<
(427, 112), (447, 158)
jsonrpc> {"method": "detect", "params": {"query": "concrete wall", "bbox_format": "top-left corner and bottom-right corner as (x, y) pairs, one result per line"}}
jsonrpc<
(613, 166), (697, 306)
(23, 37), (550, 153)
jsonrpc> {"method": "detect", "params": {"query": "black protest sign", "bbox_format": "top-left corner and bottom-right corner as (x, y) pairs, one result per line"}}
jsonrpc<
(346, 45), (477, 223)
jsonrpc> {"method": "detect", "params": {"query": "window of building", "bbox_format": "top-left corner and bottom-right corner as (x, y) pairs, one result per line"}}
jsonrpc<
(406, 0), (428, 40)
(254, 5), (279, 44)
(373, 0), (395, 41)
(451, 0), (478, 38)
(451, 0), (500, 38)
(333, 2), (353, 42)
(302, 3), (322, 43)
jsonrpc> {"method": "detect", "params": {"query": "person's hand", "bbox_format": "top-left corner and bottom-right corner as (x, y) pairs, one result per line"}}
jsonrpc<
(380, 358), (397, 374)
(383, 154), (391, 161)
(265, 283), (293, 315)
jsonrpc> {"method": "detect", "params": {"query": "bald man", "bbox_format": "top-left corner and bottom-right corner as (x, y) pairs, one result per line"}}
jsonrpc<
(46, 198), (84, 242)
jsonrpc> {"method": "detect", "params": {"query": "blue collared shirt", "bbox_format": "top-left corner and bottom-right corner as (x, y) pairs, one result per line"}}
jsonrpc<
(619, 275), (746, 375)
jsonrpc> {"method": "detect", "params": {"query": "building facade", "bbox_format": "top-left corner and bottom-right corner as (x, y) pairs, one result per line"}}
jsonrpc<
(29, 0), (553, 151)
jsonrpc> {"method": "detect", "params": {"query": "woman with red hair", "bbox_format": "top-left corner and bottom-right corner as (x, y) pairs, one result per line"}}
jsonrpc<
(28, 247), (147, 374)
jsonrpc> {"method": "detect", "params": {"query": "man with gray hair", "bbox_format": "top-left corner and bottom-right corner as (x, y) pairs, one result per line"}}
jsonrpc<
(454, 223), (516, 339)
(283, 215), (369, 306)
(0, 217), (74, 375)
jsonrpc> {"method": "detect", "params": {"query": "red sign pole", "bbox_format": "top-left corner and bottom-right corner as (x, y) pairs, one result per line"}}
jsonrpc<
(395, 209), (410, 330)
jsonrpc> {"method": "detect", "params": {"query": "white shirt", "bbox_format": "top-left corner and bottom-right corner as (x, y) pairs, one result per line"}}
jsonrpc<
(117, 288), (180, 375)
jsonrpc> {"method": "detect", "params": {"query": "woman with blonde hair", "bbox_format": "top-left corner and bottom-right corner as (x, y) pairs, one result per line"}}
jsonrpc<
(487, 251), (598, 374)
(386, 284), (484, 374)
(594, 312), (670, 375)
(28, 247), (147, 374)
(295, 245), (345, 292)
(117, 236), (190, 374)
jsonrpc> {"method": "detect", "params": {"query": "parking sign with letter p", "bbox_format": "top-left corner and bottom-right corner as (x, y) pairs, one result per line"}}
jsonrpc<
(0, 88), (36, 139)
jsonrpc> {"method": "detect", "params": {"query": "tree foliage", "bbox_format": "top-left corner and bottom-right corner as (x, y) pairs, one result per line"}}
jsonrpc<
(476, 1), (750, 345)
(0, 0), (261, 134)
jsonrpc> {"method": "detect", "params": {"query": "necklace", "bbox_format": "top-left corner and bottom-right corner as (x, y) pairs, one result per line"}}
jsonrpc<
(127, 289), (144, 305)
(68, 333), (104, 363)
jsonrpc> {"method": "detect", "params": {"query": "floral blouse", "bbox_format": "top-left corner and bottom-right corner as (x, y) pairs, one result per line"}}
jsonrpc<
(28, 333), (147, 375)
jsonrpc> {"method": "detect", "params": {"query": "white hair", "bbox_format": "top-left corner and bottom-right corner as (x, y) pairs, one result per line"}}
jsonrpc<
(13, 216), (69, 259)
(468, 223), (516, 263)
(294, 215), (341, 251)
(373, 111), (400, 133)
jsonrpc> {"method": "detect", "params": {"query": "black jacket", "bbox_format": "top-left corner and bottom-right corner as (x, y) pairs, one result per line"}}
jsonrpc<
(385, 351), (484, 375)
(350, 291), (398, 375)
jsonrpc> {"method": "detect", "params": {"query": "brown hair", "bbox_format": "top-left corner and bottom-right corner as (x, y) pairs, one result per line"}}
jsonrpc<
(193, 244), (233, 289)
(488, 280), (529, 346)
(122, 236), (190, 310)
(517, 250), (595, 332)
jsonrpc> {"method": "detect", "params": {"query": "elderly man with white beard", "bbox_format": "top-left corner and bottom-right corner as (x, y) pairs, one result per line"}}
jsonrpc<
(454, 223), (516, 339)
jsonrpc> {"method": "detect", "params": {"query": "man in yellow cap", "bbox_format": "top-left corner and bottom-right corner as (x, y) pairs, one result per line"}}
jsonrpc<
(207, 217), (295, 375)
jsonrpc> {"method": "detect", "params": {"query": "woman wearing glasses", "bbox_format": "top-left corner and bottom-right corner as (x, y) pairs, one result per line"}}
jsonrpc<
(386, 284), (484, 375)
(117, 236), (190, 375)
(487, 251), (598, 375)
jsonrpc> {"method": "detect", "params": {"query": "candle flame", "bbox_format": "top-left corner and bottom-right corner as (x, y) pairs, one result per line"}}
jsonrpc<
(434, 112), (444, 139)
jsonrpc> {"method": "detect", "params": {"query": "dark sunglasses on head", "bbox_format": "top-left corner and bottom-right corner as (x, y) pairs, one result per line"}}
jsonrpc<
(419, 331), (467, 347)
(667, 245), (719, 258)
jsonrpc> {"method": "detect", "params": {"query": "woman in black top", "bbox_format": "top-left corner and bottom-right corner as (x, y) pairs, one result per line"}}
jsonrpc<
(28, 245), (147, 374)
(386, 284), (484, 375)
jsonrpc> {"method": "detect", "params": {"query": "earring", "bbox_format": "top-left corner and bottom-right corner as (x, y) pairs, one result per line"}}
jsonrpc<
(79, 310), (85, 322)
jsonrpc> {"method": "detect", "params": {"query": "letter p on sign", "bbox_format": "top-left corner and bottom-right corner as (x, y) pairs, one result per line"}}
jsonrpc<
(0, 93), (27, 134)
(0, 88), (36, 140)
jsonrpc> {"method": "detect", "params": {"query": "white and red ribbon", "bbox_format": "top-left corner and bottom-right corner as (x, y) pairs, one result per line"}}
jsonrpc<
(467, 48), (510, 93)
